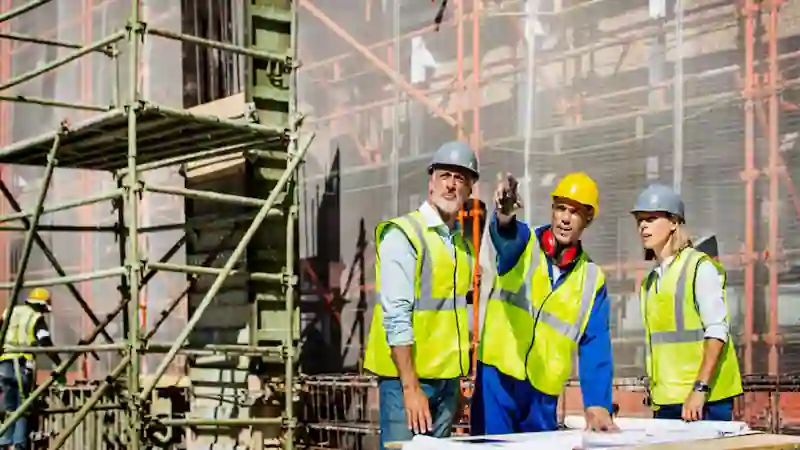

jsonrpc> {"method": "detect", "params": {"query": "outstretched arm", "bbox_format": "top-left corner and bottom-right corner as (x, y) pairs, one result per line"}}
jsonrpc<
(489, 212), (531, 275)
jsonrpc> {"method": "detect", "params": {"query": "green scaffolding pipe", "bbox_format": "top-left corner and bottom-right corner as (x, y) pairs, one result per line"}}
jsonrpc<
(0, 31), (114, 56)
(0, 94), (111, 112)
(0, 0), (52, 25)
(0, 224), (116, 232)
(48, 355), (131, 450)
(145, 183), (287, 209)
(146, 261), (283, 282)
(145, 342), (284, 357)
(124, 2), (143, 448)
(0, 267), (126, 289)
(0, 296), (130, 438)
(0, 30), (125, 93)
(286, 3), (300, 446)
(138, 132), (314, 403)
(160, 417), (283, 427)
(0, 134), (60, 358)
(0, 188), (124, 225)
(4, 343), (123, 353)
(147, 27), (290, 62)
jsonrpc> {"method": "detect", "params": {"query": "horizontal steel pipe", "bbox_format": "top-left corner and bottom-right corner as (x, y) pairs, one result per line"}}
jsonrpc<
(0, 267), (126, 289)
(4, 343), (124, 353)
(145, 183), (285, 209)
(160, 417), (283, 427)
(147, 27), (290, 62)
(0, 30), (125, 93)
(0, 189), (123, 225)
(146, 261), (283, 282)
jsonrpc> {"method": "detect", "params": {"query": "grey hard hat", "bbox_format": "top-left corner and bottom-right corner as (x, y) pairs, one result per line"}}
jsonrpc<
(428, 140), (480, 180)
(631, 183), (685, 220)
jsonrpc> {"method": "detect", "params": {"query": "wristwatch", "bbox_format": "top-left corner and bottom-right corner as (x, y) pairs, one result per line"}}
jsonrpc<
(693, 380), (710, 393)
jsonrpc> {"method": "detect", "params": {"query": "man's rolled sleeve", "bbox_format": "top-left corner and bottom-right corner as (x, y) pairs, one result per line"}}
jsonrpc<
(694, 260), (730, 343)
(378, 226), (418, 347)
(578, 284), (614, 412)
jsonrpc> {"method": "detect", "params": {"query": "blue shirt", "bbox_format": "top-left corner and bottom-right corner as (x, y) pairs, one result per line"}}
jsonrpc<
(378, 202), (471, 347)
(489, 212), (614, 411)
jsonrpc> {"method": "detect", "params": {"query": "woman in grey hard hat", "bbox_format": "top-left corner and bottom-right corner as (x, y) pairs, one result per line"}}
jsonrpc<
(631, 184), (742, 423)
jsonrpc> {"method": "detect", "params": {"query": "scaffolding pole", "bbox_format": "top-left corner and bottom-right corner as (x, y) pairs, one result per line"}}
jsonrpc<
(0, 0), (303, 447)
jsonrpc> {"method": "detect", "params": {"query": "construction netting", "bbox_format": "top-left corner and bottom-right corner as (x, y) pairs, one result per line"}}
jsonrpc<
(296, 0), (800, 440)
(0, 0), (187, 379)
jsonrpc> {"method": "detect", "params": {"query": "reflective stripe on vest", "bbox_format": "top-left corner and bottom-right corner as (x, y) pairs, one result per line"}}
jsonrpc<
(363, 211), (473, 379)
(406, 216), (471, 312)
(478, 235), (602, 395)
(0, 305), (40, 361)
(642, 248), (743, 406)
(494, 249), (598, 343)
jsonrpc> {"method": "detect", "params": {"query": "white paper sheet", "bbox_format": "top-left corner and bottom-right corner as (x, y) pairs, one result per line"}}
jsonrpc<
(401, 416), (752, 450)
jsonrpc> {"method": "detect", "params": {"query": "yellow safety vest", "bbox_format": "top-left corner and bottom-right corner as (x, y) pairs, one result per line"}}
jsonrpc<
(0, 305), (41, 361)
(641, 248), (743, 406)
(478, 235), (603, 396)
(363, 211), (473, 379)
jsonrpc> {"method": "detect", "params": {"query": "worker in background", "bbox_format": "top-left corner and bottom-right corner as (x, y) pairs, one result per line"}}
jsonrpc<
(631, 184), (742, 421)
(364, 141), (478, 449)
(471, 172), (618, 435)
(0, 288), (63, 450)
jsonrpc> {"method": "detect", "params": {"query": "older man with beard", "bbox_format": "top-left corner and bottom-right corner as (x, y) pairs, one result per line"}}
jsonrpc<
(364, 141), (479, 450)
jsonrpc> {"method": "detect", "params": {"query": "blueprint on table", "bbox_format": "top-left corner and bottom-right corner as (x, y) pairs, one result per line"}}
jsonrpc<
(401, 416), (752, 450)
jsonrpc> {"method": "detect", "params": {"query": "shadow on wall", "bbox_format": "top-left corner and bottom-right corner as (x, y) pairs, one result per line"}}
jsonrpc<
(300, 148), (370, 375)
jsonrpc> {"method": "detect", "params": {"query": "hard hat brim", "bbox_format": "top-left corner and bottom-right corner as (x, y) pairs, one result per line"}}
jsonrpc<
(428, 163), (480, 181)
(26, 299), (51, 310)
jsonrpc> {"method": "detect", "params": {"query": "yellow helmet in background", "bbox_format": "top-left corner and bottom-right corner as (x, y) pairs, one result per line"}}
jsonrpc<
(551, 172), (600, 216)
(26, 287), (51, 309)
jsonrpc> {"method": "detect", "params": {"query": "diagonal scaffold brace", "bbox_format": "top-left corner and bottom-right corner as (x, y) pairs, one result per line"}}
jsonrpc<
(0, 180), (116, 359)
(138, 131), (315, 403)
(0, 296), (131, 437)
(0, 125), (64, 357)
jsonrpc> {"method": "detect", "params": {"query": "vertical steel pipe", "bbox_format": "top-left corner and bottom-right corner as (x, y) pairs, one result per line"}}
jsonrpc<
(124, 0), (143, 447)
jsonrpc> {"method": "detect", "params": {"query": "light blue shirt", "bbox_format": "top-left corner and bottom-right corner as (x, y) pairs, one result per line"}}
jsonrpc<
(378, 202), (470, 346)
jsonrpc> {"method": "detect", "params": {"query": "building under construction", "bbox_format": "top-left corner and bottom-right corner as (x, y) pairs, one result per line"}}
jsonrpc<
(0, 0), (800, 449)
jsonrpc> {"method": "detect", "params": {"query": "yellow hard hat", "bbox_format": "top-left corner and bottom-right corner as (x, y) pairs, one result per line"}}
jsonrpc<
(551, 172), (600, 215)
(27, 287), (51, 305)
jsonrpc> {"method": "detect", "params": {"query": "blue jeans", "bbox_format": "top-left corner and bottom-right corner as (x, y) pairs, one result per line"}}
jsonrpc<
(378, 377), (460, 450)
(653, 397), (735, 421)
(0, 359), (32, 447)
(470, 362), (559, 435)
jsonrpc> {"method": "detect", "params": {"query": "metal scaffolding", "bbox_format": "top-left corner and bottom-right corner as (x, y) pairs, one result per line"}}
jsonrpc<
(0, 0), (303, 449)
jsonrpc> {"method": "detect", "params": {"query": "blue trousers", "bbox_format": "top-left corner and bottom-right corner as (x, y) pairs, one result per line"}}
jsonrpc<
(378, 377), (460, 450)
(653, 398), (735, 421)
(470, 362), (559, 435)
(0, 359), (32, 447)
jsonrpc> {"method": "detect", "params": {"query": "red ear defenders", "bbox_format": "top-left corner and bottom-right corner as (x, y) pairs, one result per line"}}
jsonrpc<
(540, 227), (580, 268)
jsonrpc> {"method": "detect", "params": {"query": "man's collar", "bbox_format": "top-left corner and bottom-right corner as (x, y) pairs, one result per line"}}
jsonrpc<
(419, 201), (460, 231)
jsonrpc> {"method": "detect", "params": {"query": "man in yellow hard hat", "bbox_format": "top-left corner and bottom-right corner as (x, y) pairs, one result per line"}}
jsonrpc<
(471, 172), (617, 435)
(0, 288), (62, 450)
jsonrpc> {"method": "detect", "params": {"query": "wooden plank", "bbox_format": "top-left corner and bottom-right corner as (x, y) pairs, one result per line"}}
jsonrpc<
(184, 93), (247, 180)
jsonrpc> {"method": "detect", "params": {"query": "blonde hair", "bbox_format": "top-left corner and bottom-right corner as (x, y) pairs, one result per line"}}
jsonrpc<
(667, 222), (693, 256)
